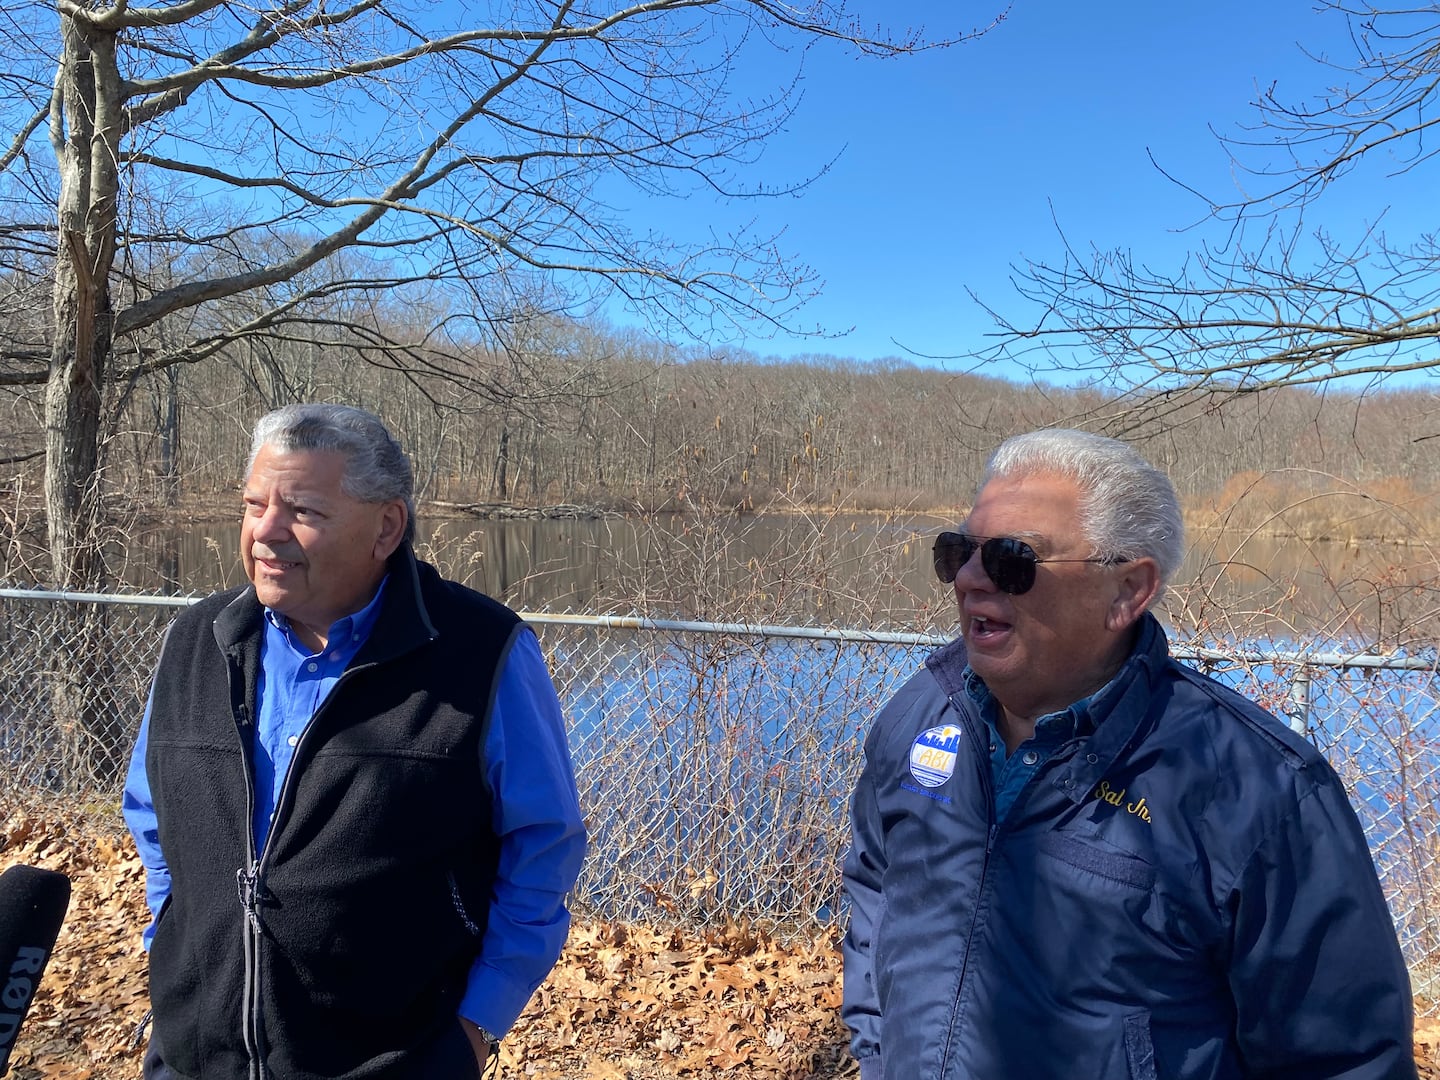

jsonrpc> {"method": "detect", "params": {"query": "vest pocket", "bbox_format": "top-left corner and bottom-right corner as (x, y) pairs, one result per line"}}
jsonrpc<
(408, 1019), (483, 1079)
(147, 898), (204, 1077)
(447, 868), (486, 937)
(1124, 1011), (1158, 1080)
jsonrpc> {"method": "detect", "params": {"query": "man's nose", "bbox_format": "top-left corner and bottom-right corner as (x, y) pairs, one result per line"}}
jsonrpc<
(953, 545), (992, 591)
(249, 505), (291, 543)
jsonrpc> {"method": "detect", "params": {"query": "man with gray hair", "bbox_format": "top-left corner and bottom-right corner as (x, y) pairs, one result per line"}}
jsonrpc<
(124, 403), (586, 1079)
(842, 428), (1415, 1079)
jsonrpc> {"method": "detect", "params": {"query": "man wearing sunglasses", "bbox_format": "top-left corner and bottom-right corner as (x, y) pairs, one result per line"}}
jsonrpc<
(841, 429), (1414, 1080)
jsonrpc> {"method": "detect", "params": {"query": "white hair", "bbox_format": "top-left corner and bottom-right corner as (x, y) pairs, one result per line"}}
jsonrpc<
(981, 428), (1185, 594)
(249, 404), (415, 544)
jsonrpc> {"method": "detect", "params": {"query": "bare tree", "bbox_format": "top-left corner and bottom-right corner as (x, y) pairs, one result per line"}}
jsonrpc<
(0, 0), (1001, 589)
(972, 2), (1440, 428)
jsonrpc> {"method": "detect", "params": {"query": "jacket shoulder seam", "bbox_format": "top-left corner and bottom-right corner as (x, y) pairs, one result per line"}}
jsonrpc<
(1169, 663), (1310, 770)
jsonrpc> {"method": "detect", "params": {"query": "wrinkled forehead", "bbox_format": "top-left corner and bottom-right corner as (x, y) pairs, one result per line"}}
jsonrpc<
(243, 445), (352, 496)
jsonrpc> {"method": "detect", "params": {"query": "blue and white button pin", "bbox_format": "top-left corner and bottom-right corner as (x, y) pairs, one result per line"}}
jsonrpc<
(909, 724), (963, 787)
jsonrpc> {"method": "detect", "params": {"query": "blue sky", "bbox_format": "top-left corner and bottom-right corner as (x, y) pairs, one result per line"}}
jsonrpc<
(611, 0), (1432, 376)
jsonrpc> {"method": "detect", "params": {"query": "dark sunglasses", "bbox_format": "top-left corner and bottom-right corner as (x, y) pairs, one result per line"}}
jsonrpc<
(932, 531), (1123, 595)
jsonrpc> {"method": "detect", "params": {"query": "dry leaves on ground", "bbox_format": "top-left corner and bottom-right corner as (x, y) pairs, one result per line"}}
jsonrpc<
(1416, 1019), (1440, 1080)
(1, 807), (852, 1079)
(1, 806), (1434, 1078)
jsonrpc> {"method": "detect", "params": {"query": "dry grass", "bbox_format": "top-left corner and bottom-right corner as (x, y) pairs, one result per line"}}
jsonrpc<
(1188, 470), (1440, 544)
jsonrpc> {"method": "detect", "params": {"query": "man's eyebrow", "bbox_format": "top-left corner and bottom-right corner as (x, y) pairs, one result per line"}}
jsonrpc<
(956, 527), (1047, 544)
(241, 488), (330, 506)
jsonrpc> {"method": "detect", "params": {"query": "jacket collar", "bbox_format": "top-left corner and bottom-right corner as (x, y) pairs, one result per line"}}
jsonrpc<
(1050, 612), (1170, 804)
(353, 545), (439, 666)
(924, 635), (970, 702)
(210, 544), (438, 665)
(925, 613), (1172, 806)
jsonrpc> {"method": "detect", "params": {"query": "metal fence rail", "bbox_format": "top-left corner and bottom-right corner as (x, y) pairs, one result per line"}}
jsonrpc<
(2, 589), (1437, 1010)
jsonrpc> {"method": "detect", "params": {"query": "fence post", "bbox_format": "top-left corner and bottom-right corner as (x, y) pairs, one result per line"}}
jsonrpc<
(1285, 667), (1312, 735)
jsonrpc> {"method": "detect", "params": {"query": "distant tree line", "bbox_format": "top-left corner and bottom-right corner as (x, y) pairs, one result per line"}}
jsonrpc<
(3, 310), (1437, 551)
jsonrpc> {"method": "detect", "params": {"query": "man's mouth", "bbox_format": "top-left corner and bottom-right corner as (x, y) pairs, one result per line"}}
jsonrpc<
(969, 615), (1012, 640)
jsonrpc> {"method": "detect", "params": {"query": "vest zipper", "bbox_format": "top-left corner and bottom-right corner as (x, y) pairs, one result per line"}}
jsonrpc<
(222, 577), (436, 1078)
(238, 862), (265, 1080)
(231, 692), (268, 1080)
(241, 660), (372, 1078)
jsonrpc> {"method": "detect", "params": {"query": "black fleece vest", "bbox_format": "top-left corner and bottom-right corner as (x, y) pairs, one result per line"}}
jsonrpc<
(145, 548), (520, 1080)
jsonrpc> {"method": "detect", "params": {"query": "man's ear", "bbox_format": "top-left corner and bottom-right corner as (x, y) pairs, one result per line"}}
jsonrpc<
(1106, 557), (1161, 631)
(373, 500), (408, 561)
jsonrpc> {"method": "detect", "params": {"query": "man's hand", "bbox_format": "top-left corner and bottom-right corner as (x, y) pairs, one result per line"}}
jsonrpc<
(459, 1017), (495, 1075)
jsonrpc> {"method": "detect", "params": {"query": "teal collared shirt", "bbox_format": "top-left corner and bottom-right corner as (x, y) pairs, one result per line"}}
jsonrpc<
(963, 669), (1096, 823)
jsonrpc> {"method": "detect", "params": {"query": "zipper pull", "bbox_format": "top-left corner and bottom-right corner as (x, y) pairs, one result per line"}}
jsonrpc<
(236, 864), (265, 931)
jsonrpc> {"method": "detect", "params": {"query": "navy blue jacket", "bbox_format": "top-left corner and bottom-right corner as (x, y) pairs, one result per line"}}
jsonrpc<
(842, 614), (1416, 1080)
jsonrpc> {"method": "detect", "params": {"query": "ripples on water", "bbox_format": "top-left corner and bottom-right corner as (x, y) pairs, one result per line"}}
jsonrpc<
(116, 514), (1440, 650)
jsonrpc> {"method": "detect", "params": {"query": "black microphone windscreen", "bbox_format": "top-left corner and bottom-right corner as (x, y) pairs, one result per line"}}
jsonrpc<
(0, 864), (72, 1077)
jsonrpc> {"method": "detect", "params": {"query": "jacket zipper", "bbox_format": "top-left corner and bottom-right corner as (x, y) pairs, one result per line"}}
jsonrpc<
(938, 702), (999, 1074)
(237, 862), (264, 1080)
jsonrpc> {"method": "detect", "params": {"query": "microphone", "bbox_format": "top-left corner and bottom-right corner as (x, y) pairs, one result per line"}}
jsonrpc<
(0, 865), (71, 1077)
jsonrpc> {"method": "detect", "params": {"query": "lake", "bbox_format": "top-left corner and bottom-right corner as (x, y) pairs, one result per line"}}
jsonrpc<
(110, 510), (1440, 646)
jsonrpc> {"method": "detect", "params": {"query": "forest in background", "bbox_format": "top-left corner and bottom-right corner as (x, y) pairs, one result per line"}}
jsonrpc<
(4, 313), (1438, 581)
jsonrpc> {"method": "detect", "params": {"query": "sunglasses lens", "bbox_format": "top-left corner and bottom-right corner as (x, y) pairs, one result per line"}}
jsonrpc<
(933, 532), (976, 583)
(934, 534), (1042, 593)
(984, 538), (1039, 595)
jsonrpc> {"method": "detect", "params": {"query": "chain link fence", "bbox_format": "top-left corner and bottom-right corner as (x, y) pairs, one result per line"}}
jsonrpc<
(2, 589), (1437, 1011)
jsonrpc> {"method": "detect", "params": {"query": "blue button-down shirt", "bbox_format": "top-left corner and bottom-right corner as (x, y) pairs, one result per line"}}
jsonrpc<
(252, 581), (388, 848)
(964, 668), (1093, 823)
(122, 583), (586, 1039)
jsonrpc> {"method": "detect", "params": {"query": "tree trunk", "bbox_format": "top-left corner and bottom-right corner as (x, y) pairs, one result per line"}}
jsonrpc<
(160, 366), (180, 507)
(494, 424), (510, 500)
(45, 280), (107, 590)
(45, 12), (123, 786)
(47, 12), (120, 589)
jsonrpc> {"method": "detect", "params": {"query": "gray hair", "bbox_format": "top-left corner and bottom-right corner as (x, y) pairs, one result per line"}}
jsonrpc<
(980, 428), (1185, 595)
(248, 403), (416, 545)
